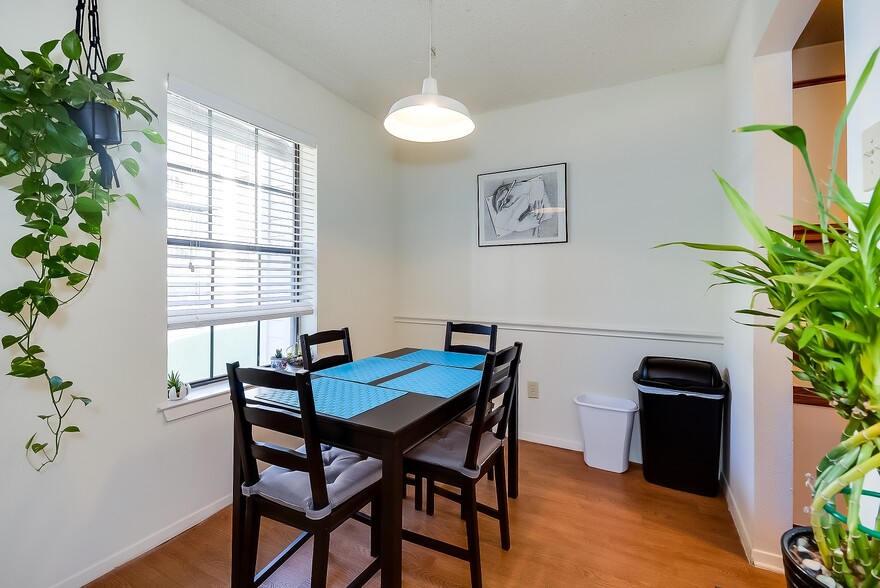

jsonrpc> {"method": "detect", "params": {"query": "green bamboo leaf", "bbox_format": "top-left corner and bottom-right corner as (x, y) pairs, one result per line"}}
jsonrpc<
(61, 30), (81, 61)
(771, 297), (815, 339)
(817, 324), (869, 344)
(805, 257), (854, 291)
(715, 173), (773, 250)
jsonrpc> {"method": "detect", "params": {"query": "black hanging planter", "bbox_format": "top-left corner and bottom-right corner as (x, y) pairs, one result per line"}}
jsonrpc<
(64, 101), (121, 145)
(782, 527), (836, 588)
(64, 0), (122, 189)
(64, 101), (121, 189)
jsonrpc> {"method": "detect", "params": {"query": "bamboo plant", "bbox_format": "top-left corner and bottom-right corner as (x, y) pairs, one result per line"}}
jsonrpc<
(667, 48), (880, 587)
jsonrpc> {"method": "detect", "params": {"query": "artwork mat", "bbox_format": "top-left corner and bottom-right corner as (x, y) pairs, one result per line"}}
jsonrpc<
(477, 162), (567, 247)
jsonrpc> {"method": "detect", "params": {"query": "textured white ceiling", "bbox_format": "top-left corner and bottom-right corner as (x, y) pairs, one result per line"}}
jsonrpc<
(178, 0), (745, 119)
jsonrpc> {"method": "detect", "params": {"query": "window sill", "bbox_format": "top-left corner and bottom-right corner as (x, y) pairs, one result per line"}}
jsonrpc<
(157, 380), (230, 422)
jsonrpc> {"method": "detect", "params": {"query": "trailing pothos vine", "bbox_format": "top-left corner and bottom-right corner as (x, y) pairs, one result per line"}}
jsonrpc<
(0, 30), (162, 470)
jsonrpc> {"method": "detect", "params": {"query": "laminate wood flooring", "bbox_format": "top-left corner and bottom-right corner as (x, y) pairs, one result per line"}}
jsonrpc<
(85, 441), (784, 587)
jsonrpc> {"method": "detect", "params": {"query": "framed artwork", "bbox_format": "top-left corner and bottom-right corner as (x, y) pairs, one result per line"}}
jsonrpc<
(477, 162), (567, 247)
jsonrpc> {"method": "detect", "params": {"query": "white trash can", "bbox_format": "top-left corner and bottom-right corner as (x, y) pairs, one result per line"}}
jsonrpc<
(573, 393), (639, 473)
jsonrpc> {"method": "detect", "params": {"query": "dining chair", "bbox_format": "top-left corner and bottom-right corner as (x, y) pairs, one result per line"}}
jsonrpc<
(300, 327), (353, 372)
(227, 363), (382, 588)
(401, 342), (523, 588)
(410, 321), (500, 511)
(444, 321), (498, 356)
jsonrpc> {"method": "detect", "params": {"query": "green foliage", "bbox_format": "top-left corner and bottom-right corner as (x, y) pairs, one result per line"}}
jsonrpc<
(666, 49), (880, 586)
(0, 31), (162, 471)
(167, 370), (181, 391)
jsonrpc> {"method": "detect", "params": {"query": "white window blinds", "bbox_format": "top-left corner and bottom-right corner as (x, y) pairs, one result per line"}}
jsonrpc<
(166, 92), (316, 331)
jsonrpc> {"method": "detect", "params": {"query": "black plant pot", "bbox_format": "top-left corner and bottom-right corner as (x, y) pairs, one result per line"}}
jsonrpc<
(782, 526), (831, 587)
(63, 101), (121, 188)
(64, 101), (121, 146)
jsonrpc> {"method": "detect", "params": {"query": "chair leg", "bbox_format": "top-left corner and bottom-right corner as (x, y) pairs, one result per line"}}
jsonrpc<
(463, 485), (482, 588)
(426, 478), (435, 516)
(241, 501), (261, 588)
(495, 454), (511, 550)
(371, 496), (382, 558)
(311, 532), (330, 588)
(414, 474), (423, 511)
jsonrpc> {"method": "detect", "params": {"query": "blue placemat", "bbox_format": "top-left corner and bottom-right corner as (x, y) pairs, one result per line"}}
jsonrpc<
(379, 365), (482, 398)
(396, 349), (485, 369)
(255, 378), (405, 419)
(314, 357), (419, 383)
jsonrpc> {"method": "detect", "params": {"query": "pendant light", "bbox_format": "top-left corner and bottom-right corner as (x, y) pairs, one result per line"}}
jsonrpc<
(383, 0), (474, 142)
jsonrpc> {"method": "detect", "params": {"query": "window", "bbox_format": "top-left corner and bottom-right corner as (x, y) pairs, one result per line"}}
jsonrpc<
(166, 87), (316, 384)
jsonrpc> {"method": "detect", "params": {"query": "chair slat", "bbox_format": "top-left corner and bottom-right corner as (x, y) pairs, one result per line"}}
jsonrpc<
(300, 327), (353, 372)
(444, 321), (498, 356)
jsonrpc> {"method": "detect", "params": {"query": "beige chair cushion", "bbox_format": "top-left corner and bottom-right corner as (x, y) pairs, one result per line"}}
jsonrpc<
(242, 446), (381, 519)
(405, 421), (501, 479)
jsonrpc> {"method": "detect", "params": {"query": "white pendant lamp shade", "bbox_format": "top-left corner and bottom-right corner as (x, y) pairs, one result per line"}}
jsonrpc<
(384, 76), (475, 142)
(384, 0), (474, 142)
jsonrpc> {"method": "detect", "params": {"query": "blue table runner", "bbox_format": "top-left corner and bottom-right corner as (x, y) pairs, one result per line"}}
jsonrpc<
(314, 356), (419, 383)
(255, 377), (406, 419)
(379, 364), (483, 398)
(396, 349), (485, 369)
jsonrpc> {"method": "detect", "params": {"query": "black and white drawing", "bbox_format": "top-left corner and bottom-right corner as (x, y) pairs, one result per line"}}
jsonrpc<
(477, 163), (567, 247)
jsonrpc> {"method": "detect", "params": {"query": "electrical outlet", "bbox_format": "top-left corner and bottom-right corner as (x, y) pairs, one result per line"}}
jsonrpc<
(527, 381), (539, 399)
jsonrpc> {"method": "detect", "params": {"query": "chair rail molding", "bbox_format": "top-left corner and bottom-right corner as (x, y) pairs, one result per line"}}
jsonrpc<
(394, 316), (724, 346)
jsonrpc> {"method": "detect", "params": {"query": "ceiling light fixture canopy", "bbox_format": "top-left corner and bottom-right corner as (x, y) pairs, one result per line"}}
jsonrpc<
(383, 0), (474, 142)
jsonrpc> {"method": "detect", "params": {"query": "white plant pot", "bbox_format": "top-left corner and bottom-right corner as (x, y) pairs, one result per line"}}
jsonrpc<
(167, 382), (191, 401)
(269, 357), (286, 371)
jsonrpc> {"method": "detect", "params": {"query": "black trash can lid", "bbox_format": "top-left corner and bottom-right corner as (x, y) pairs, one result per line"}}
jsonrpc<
(632, 356), (728, 397)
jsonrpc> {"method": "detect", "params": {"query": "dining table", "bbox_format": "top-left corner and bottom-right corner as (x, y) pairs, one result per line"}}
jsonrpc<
(234, 346), (519, 588)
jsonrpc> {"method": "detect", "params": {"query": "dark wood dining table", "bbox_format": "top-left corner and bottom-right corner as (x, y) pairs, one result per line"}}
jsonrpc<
(235, 347), (518, 588)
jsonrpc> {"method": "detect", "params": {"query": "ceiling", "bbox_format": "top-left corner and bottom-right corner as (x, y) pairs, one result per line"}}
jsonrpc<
(179, 0), (745, 119)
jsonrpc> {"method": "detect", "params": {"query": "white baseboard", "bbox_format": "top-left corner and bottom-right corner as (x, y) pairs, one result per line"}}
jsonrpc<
(721, 475), (784, 573)
(519, 431), (582, 452)
(50, 494), (233, 588)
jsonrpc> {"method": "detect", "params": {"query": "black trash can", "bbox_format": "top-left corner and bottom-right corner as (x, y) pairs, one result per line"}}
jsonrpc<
(632, 356), (728, 497)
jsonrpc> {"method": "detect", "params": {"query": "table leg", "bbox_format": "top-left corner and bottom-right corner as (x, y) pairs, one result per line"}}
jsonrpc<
(509, 379), (519, 499)
(380, 443), (404, 588)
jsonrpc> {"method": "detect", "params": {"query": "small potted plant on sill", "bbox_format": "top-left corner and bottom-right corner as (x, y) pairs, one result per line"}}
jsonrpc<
(166, 370), (190, 401)
(668, 49), (880, 587)
(269, 348), (286, 371)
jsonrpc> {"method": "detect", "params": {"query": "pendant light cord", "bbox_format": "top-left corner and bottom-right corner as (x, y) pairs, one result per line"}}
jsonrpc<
(428, 0), (432, 79)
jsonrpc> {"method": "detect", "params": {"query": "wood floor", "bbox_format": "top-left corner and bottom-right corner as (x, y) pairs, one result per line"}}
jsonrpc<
(85, 442), (784, 587)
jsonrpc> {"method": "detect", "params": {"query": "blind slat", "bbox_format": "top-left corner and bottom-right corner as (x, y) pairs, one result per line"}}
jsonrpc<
(166, 91), (317, 331)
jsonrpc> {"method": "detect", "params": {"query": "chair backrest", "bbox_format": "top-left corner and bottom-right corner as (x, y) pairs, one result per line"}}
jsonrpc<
(444, 321), (498, 355)
(463, 342), (523, 472)
(299, 327), (353, 372)
(226, 362), (329, 511)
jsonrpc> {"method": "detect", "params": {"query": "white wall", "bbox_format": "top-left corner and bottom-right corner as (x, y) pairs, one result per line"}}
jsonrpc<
(0, 1), (395, 587)
(391, 66), (728, 459)
(718, 0), (816, 572)
(844, 1), (880, 201)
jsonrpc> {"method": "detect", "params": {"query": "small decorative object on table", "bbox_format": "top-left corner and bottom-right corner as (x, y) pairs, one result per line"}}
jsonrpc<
(167, 371), (190, 401)
(269, 349), (286, 371)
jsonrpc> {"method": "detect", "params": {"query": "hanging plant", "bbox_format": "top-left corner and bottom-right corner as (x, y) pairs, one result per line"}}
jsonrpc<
(0, 2), (163, 470)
